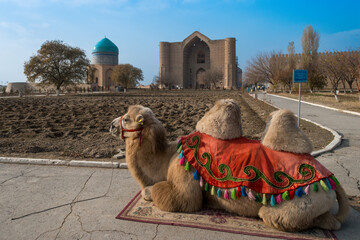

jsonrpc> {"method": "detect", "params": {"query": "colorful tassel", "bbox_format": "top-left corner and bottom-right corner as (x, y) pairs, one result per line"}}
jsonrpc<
(314, 182), (319, 192)
(211, 186), (215, 195)
(262, 194), (267, 205)
(320, 180), (329, 192)
(177, 144), (182, 153)
(295, 187), (303, 198)
(255, 193), (262, 202)
(241, 186), (247, 197)
(325, 178), (332, 190)
(289, 190), (295, 199)
(282, 191), (289, 200)
(204, 182), (209, 191)
(184, 161), (190, 171)
(224, 190), (229, 200)
(304, 185), (310, 195)
(231, 189), (237, 200)
(248, 189), (256, 201)
(276, 194), (282, 204)
(199, 176), (204, 187)
(178, 151), (183, 159)
(236, 186), (241, 198)
(331, 175), (340, 185)
(193, 170), (199, 180)
(179, 156), (185, 165)
(328, 177), (336, 190)
(270, 195), (276, 206)
(217, 188), (222, 198)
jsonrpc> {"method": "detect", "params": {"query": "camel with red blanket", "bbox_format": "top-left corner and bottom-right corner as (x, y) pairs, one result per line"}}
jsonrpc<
(151, 99), (349, 232)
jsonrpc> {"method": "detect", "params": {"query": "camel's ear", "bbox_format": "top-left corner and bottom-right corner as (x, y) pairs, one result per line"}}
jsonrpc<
(136, 114), (144, 126)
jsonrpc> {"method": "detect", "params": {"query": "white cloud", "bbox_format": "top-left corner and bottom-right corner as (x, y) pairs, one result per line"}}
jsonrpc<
(0, 21), (28, 36)
(320, 29), (360, 51)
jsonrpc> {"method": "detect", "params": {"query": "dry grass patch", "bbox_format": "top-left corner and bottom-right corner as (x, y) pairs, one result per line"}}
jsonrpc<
(275, 92), (360, 113)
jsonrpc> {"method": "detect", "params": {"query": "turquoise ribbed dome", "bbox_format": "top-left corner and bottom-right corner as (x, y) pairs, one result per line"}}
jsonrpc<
(92, 37), (119, 54)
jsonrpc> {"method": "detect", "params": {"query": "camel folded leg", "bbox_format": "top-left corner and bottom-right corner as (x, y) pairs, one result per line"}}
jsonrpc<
(151, 161), (203, 212)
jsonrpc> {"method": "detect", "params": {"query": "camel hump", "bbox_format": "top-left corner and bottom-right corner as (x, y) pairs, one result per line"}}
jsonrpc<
(261, 109), (313, 154)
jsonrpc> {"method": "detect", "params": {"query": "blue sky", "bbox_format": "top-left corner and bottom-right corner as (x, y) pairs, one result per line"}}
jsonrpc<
(0, 0), (359, 86)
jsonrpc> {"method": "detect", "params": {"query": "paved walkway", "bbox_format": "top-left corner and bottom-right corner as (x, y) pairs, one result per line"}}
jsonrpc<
(1, 164), (359, 240)
(257, 93), (360, 197)
(1, 93), (360, 239)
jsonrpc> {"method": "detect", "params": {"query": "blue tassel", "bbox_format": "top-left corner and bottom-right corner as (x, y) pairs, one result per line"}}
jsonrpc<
(178, 151), (183, 159)
(241, 186), (247, 197)
(326, 178), (332, 190)
(217, 188), (222, 198)
(270, 195), (276, 206)
(193, 170), (200, 180)
(295, 187), (303, 198)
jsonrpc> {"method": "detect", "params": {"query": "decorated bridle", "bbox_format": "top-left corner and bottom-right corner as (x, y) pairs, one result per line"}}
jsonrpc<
(119, 115), (144, 146)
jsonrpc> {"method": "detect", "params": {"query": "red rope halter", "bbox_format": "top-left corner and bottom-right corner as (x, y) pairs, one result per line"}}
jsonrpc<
(119, 116), (144, 146)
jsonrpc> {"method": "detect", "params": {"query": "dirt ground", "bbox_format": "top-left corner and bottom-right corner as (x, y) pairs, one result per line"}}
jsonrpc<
(0, 90), (333, 162)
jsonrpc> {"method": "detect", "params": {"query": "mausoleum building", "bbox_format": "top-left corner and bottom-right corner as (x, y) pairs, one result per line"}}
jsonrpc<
(159, 31), (238, 89)
(90, 37), (119, 89)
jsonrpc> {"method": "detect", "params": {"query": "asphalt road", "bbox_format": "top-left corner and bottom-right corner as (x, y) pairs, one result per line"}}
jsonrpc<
(1, 163), (359, 240)
(257, 93), (360, 197)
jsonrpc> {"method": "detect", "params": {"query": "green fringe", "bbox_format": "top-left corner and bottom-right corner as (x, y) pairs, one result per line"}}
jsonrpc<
(255, 193), (262, 202)
(231, 189), (237, 200)
(184, 162), (190, 171)
(320, 180), (329, 192)
(204, 182), (209, 191)
(177, 144), (182, 153)
(282, 191), (290, 200)
(211, 186), (215, 195)
(331, 175), (340, 185)
(314, 182), (319, 192)
(262, 194), (267, 205)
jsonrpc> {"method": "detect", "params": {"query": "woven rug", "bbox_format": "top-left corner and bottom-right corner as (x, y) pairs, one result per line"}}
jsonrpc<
(116, 192), (337, 240)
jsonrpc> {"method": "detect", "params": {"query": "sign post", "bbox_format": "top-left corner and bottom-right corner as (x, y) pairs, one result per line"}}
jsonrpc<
(293, 70), (308, 126)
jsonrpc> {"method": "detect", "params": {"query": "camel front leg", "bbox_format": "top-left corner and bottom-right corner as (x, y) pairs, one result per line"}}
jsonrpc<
(152, 161), (203, 212)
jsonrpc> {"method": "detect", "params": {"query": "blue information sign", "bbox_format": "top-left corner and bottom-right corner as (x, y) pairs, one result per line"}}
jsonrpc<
(293, 70), (308, 83)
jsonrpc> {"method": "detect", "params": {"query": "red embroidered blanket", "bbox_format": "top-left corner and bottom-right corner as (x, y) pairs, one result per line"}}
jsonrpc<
(180, 132), (333, 194)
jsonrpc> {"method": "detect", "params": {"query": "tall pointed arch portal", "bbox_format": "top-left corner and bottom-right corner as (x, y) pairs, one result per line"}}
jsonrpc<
(182, 33), (210, 89)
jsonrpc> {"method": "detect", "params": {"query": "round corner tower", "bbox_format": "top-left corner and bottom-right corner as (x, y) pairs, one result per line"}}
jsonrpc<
(224, 37), (236, 89)
(159, 42), (170, 87)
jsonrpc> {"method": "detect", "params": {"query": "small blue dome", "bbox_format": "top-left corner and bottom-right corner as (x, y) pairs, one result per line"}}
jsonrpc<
(92, 37), (119, 54)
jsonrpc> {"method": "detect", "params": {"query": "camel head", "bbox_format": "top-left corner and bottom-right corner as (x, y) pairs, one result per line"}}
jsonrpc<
(110, 105), (154, 139)
(110, 105), (167, 152)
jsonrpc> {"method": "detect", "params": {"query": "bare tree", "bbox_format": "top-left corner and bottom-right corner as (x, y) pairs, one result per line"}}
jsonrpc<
(270, 52), (288, 90)
(245, 52), (275, 85)
(286, 41), (296, 93)
(152, 75), (160, 85)
(318, 52), (342, 101)
(204, 68), (223, 89)
(301, 25), (325, 92)
(341, 51), (360, 93)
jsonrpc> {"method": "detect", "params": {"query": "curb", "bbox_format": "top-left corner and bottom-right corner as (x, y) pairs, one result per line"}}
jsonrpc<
(250, 93), (342, 157)
(267, 93), (360, 117)
(0, 157), (128, 169)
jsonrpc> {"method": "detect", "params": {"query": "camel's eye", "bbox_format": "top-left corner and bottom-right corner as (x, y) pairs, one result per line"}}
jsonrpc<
(124, 118), (130, 123)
